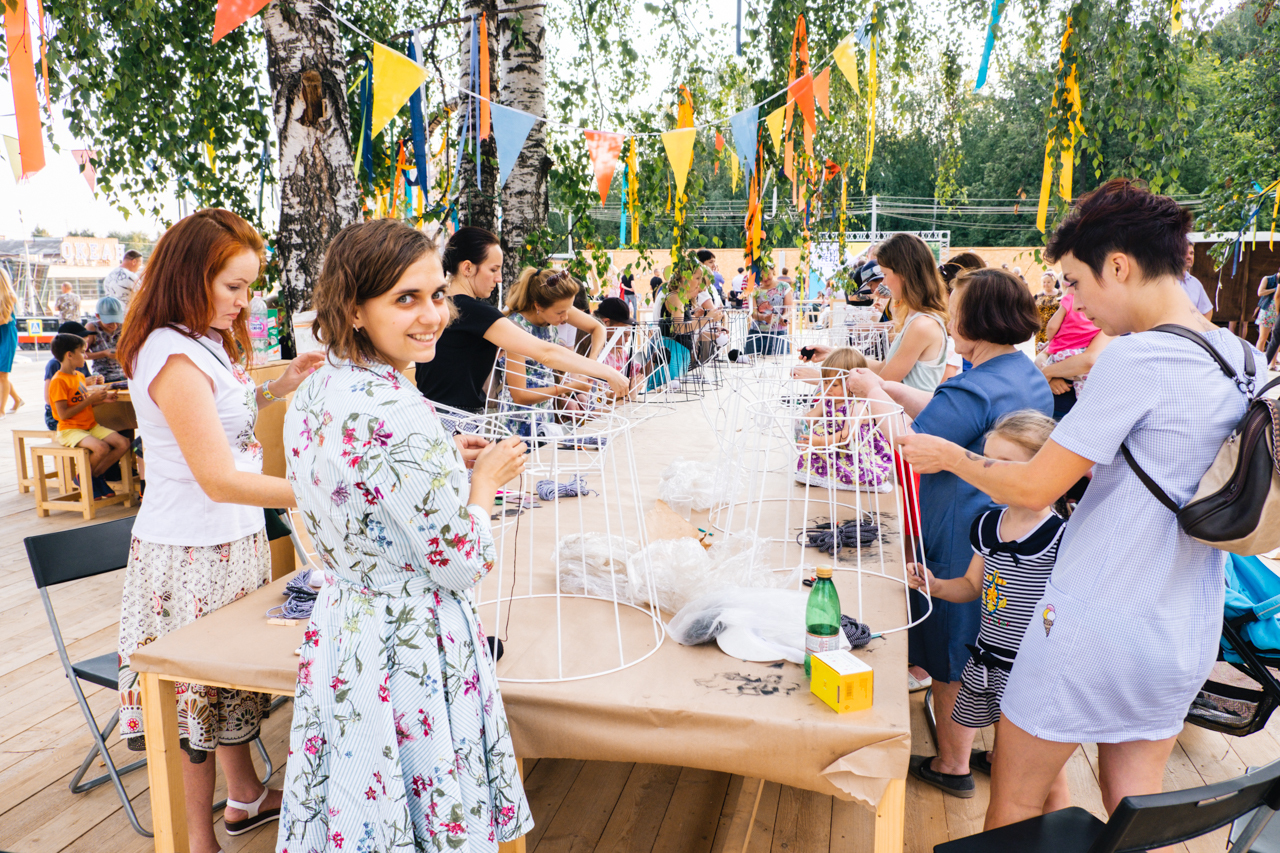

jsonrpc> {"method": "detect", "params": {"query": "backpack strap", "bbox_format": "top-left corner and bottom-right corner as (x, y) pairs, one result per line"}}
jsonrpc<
(1119, 326), (1259, 514)
(1149, 324), (1256, 395)
(1120, 443), (1181, 513)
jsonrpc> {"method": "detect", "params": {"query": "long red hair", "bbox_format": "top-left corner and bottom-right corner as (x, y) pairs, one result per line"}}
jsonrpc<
(117, 209), (264, 377)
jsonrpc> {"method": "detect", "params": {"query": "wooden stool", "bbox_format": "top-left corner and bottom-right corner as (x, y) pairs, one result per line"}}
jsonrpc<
(31, 443), (137, 519)
(13, 430), (67, 494)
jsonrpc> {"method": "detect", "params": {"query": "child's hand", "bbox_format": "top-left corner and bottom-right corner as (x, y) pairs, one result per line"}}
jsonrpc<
(906, 562), (936, 592)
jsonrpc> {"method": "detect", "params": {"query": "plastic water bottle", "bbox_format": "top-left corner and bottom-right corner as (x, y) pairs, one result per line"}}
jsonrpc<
(248, 291), (270, 365)
(805, 565), (842, 678)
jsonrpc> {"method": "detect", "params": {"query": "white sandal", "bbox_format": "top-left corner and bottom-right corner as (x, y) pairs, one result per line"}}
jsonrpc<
(225, 786), (281, 836)
(908, 671), (932, 692)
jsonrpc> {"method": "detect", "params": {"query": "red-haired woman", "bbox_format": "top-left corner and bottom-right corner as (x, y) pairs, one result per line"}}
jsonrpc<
(115, 209), (323, 853)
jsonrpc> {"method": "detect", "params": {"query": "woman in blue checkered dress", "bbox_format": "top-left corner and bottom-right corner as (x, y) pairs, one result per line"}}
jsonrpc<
(898, 180), (1265, 831)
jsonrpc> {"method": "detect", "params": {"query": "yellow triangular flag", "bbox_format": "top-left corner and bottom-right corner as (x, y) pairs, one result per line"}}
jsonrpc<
(833, 32), (860, 95)
(765, 105), (785, 155)
(1171, 0), (1182, 34)
(2, 136), (21, 182)
(371, 43), (429, 139)
(661, 127), (696, 198)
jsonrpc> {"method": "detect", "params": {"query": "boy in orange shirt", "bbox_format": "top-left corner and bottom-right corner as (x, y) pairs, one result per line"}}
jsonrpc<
(49, 333), (129, 498)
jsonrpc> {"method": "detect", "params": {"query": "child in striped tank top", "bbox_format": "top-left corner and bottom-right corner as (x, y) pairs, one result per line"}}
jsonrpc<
(906, 410), (1070, 811)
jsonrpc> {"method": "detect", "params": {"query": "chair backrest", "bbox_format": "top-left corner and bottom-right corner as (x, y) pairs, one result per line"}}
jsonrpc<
(1090, 760), (1280, 852)
(26, 516), (136, 589)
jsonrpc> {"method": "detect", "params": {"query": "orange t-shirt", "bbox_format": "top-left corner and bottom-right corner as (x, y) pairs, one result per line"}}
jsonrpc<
(48, 370), (97, 431)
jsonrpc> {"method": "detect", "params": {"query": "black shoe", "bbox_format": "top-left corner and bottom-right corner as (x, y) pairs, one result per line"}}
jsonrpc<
(910, 755), (976, 799)
(970, 749), (993, 776)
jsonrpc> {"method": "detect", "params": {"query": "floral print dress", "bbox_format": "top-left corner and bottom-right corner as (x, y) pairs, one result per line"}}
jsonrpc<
(795, 396), (894, 492)
(278, 359), (533, 853)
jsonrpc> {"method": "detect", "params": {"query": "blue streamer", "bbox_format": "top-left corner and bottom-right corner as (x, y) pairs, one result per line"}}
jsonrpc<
(407, 37), (430, 212)
(358, 60), (374, 190)
(975, 0), (1005, 91)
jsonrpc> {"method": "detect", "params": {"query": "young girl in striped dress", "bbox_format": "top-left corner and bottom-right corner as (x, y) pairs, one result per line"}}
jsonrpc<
(906, 410), (1069, 811)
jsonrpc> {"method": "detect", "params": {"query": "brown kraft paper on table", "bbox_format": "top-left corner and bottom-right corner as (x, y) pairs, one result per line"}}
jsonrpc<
(127, 401), (912, 807)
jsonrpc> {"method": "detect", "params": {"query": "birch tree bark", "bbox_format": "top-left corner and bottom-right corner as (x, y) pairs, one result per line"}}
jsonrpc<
(498, 0), (550, 286)
(263, 0), (362, 352)
(456, 0), (501, 233)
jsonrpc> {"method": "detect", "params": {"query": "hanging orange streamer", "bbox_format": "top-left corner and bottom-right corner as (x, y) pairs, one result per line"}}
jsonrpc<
(4, 0), (45, 178)
(478, 12), (491, 140)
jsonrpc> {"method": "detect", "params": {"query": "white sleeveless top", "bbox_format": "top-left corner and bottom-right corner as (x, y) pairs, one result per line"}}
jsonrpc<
(886, 312), (949, 393)
(128, 327), (265, 546)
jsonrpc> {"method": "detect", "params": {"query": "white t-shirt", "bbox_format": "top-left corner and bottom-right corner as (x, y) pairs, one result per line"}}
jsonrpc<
(730, 274), (745, 293)
(102, 266), (138, 307)
(128, 327), (266, 546)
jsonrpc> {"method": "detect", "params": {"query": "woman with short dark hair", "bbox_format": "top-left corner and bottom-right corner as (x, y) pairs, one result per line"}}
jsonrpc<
(897, 179), (1261, 829)
(279, 219), (533, 851)
(847, 267), (1053, 801)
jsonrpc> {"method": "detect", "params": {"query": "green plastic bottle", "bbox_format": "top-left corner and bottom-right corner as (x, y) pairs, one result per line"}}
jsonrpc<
(805, 565), (842, 678)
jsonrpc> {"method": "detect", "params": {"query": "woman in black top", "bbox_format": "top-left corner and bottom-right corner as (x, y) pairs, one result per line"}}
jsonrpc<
(414, 228), (627, 414)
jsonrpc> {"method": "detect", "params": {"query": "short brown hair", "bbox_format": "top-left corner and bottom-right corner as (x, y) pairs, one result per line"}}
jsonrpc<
(116, 208), (262, 377)
(1045, 178), (1192, 281)
(951, 268), (1040, 346)
(313, 219), (437, 364)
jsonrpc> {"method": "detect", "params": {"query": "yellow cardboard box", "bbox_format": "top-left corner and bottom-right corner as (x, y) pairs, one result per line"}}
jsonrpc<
(810, 649), (874, 713)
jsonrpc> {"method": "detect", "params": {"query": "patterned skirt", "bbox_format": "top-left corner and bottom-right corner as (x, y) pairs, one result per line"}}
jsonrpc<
(117, 529), (272, 761)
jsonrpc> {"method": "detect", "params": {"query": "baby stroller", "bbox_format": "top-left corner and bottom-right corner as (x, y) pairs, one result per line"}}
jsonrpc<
(1186, 554), (1280, 737)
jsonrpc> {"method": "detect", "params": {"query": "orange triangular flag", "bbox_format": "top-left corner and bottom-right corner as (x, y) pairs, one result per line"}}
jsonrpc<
(814, 67), (831, 118)
(715, 131), (724, 151)
(478, 13), (491, 140)
(789, 73), (816, 132)
(584, 130), (625, 205)
(212, 0), (271, 42)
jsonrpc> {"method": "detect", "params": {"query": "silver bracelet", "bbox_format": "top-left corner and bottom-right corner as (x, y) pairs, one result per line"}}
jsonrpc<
(260, 380), (282, 403)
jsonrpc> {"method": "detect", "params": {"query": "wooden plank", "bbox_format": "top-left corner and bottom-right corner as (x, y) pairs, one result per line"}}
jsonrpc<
(769, 785), (831, 853)
(596, 763), (683, 853)
(711, 777), (764, 853)
(139, 674), (188, 853)
(1064, 745), (1106, 820)
(520, 759), (584, 852)
(831, 796), (877, 853)
(744, 781), (781, 853)
(531, 760), (633, 853)
(873, 778), (905, 853)
(651, 767), (733, 853)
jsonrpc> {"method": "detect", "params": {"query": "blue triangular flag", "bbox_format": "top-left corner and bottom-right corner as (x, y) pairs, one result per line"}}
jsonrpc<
(975, 0), (1005, 90)
(854, 16), (872, 49)
(729, 105), (759, 180)
(490, 102), (538, 187)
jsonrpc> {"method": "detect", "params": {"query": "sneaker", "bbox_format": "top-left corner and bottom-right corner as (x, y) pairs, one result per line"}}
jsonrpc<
(908, 671), (932, 692)
(91, 476), (115, 499)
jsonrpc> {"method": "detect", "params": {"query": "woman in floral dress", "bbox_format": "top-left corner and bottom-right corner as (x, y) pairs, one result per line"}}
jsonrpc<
(278, 219), (532, 853)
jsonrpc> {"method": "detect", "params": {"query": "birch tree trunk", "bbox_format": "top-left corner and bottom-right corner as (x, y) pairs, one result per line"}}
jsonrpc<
(456, 0), (500, 233)
(263, 0), (362, 354)
(498, 0), (550, 286)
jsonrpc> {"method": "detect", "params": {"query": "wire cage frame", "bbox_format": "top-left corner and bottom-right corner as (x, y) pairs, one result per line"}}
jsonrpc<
(707, 379), (932, 637)
(459, 411), (667, 683)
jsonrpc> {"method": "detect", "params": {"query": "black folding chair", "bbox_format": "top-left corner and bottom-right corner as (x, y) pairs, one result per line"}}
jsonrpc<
(935, 759), (1280, 853)
(27, 517), (273, 837)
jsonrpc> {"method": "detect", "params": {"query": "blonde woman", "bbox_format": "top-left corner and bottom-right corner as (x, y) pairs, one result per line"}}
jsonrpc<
(0, 268), (25, 415)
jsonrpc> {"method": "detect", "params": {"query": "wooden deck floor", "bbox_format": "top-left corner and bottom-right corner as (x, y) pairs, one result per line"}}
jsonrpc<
(3, 357), (1280, 852)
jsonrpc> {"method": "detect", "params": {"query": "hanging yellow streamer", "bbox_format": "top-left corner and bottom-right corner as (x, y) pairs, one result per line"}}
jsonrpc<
(1171, 0), (1182, 34)
(729, 145), (740, 192)
(861, 23), (878, 192)
(1037, 18), (1085, 232)
(1036, 134), (1056, 234)
(839, 169), (848, 263)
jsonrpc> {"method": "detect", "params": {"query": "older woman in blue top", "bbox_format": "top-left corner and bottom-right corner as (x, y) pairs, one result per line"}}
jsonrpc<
(898, 180), (1261, 831)
(848, 268), (1052, 799)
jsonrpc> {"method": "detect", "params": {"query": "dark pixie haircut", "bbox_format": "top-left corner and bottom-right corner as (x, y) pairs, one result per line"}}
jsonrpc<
(696, 249), (715, 263)
(952, 268), (1040, 345)
(650, 275), (662, 288)
(314, 219), (438, 364)
(1046, 178), (1193, 280)
(440, 226), (499, 277)
(52, 333), (86, 362)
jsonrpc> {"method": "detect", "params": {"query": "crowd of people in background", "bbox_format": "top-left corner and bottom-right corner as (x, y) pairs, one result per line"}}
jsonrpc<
(6, 171), (1262, 853)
